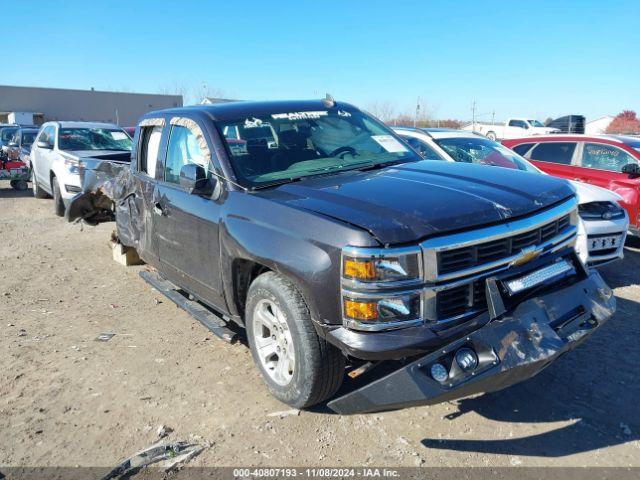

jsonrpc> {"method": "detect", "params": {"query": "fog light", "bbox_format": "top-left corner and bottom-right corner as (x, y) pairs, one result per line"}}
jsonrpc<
(455, 348), (478, 372)
(430, 363), (448, 383)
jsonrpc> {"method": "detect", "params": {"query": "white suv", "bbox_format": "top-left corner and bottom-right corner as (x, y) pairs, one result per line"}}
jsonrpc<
(31, 122), (132, 216)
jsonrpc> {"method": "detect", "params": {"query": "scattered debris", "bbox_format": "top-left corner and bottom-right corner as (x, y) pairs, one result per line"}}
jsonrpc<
(157, 425), (173, 438)
(139, 396), (152, 401)
(100, 441), (203, 480)
(17, 329), (27, 337)
(110, 303), (118, 309)
(510, 456), (523, 466)
(267, 409), (300, 418)
(95, 332), (116, 342)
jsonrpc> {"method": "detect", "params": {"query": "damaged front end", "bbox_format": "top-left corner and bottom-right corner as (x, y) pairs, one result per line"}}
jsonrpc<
(65, 161), (141, 250)
(328, 252), (616, 414)
(65, 161), (129, 225)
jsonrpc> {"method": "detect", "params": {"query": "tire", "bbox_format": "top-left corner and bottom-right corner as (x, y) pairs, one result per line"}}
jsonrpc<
(13, 179), (28, 191)
(32, 168), (50, 199)
(246, 271), (345, 408)
(486, 131), (497, 141)
(52, 177), (65, 217)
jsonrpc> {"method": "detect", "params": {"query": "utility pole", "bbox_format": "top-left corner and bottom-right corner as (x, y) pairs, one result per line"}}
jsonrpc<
(491, 110), (495, 126)
(471, 100), (477, 130)
(414, 97), (421, 128)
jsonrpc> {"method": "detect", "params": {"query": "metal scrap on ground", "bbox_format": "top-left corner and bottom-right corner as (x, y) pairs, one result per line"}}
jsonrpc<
(100, 441), (204, 480)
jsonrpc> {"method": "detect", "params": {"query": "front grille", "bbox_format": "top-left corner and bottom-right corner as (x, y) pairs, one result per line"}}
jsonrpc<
(436, 280), (487, 319)
(438, 214), (571, 275)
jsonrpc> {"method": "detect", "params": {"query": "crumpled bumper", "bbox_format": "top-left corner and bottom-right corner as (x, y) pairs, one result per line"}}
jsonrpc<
(327, 270), (615, 414)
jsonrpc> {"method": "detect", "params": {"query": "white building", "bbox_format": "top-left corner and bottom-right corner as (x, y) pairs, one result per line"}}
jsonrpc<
(585, 116), (614, 135)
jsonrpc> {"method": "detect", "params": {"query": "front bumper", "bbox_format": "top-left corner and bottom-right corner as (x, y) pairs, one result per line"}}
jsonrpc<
(327, 270), (615, 414)
(576, 215), (628, 267)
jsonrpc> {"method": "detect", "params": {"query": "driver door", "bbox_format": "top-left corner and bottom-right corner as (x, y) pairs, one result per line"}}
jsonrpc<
(154, 117), (226, 310)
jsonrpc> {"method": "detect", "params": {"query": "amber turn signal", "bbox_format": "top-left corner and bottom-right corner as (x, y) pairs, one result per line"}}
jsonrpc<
(343, 258), (376, 280)
(344, 299), (378, 321)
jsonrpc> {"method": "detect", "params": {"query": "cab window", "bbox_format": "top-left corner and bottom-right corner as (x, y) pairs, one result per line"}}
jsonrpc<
(529, 142), (576, 165)
(581, 143), (637, 172)
(139, 125), (163, 178)
(508, 120), (527, 129)
(164, 124), (208, 185)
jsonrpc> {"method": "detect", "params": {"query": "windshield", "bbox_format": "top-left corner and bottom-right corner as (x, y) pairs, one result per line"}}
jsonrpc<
(528, 120), (545, 127)
(1, 127), (18, 142)
(22, 132), (37, 146)
(433, 137), (540, 173)
(218, 108), (421, 188)
(58, 128), (133, 151)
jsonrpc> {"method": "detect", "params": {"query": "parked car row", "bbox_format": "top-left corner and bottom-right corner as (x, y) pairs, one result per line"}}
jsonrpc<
(36, 98), (615, 414)
(503, 134), (640, 237)
(394, 128), (629, 267)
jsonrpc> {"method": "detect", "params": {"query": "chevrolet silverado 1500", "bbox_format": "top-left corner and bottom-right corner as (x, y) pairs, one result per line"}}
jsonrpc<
(67, 98), (615, 414)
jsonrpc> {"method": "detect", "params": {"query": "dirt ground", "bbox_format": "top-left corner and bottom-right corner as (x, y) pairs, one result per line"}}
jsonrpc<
(1, 182), (639, 469)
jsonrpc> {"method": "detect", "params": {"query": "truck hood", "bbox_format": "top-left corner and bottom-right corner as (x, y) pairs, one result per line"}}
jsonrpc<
(61, 150), (132, 165)
(260, 160), (576, 245)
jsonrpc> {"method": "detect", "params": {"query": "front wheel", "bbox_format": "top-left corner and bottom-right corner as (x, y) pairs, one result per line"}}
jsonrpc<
(52, 177), (65, 216)
(246, 272), (345, 408)
(486, 131), (497, 141)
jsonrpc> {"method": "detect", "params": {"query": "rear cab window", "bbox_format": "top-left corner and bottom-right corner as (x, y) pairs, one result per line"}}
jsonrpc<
(138, 124), (164, 178)
(529, 142), (576, 165)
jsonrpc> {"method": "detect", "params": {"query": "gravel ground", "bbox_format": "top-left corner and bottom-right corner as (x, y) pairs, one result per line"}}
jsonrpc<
(1, 183), (639, 469)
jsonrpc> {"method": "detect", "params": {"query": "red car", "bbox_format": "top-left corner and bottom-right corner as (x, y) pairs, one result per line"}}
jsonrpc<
(503, 135), (640, 236)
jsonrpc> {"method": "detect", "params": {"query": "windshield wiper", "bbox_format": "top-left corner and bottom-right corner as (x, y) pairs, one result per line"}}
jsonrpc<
(356, 159), (409, 171)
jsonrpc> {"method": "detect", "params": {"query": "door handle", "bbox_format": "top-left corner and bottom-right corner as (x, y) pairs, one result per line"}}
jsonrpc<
(153, 201), (164, 216)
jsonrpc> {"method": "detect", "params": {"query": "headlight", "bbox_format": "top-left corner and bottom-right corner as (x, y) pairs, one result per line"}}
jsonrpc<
(578, 202), (625, 221)
(341, 246), (423, 331)
(342, 247), (421, 284)
(64, 158), (82, 174)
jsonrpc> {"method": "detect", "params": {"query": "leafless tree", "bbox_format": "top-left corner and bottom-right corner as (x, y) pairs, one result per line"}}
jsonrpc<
(366, 100), (396, 122)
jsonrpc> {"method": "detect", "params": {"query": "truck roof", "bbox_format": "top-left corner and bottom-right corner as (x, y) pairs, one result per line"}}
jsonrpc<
(143, 99), (360, 122)
(44, 121), (123, 129)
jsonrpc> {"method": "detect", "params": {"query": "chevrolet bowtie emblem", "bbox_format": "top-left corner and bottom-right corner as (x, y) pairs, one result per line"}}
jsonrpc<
(512, 246), (542, 266)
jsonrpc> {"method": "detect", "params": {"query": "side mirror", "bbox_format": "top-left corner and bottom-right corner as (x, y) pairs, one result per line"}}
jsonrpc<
(179, 163), (213, 195)
(36, 140), (52, 149)
(621, 163), (640, 177)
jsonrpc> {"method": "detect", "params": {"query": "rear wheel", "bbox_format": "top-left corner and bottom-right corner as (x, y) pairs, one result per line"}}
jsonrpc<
(52, 177), (65, 217)
(246, 272), (345, 408)
(486, 131), (497, 141)
(12, 179), (28, 191)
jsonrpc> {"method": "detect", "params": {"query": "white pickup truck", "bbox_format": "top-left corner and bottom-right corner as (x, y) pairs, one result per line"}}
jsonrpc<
(463, 118), (559, 140)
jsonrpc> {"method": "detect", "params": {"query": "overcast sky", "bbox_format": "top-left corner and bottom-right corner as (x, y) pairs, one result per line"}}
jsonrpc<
(3, 0), (638, 121)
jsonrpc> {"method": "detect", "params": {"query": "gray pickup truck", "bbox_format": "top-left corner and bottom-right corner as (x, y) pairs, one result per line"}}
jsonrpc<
(67, 98), (616, 414)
